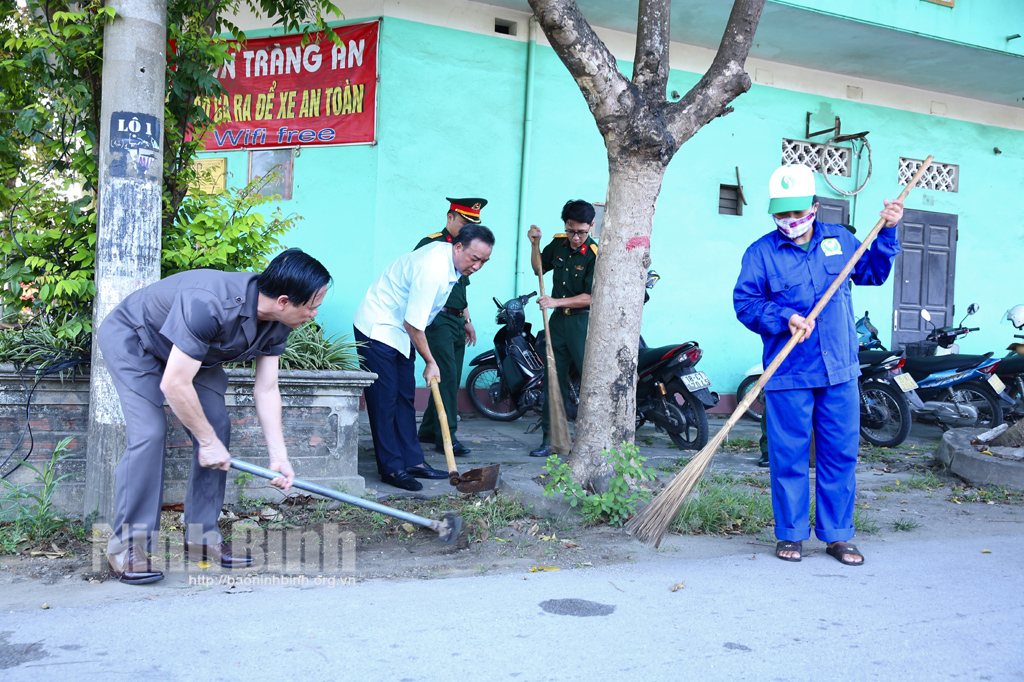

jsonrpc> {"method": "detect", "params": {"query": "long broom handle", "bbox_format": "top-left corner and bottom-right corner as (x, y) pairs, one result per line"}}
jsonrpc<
(531, 238), (559, 382)
(732, 156), (935, 430)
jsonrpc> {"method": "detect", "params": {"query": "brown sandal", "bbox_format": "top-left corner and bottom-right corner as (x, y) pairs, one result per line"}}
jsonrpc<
(775, 540), (802, 562)
(826, 541), (864, 566)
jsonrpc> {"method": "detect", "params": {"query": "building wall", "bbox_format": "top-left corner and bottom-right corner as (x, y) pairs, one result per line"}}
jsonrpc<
(780, 0), (1024, 55)
(206, 4), (1024, 399)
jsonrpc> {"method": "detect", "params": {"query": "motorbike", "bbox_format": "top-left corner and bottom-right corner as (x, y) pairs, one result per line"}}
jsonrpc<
(463, 291), (552, 422)
(854, 313), (916, 447)
(996, 305), (1024, 424)
(896, 305), (1013, 429)
(465, 272), (719, 450)
(733, 312), (916, 447)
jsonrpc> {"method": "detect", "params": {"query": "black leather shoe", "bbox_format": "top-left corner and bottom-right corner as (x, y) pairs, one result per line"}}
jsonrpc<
(108, 546), (164, 585)
(529, 444), (552, 458)
(757, 453), (770, 468)
(435, 440), (471, 456)
(184, 540), (253, 568)
(407, 463), (448, 479)
(381, 470), (423, 491)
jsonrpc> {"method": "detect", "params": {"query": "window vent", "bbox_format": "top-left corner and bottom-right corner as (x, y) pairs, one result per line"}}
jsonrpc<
(494, 18), (517, 36)
(782, 139), (851, 177)
(719, 185), (742, 216)
(899, 157), (958, 192)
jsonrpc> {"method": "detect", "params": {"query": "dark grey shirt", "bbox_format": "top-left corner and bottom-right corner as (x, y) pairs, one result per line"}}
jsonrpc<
(101, 270), (290, 404)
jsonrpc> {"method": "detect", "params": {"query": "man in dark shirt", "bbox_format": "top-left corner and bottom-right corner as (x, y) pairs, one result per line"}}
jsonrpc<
(527, 200), (598, 457)
(414, 197), (487, 456)
(97, 249), (331, 584)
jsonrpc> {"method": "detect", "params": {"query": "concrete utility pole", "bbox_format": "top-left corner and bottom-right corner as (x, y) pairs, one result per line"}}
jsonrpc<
(85, 0), (167, 524)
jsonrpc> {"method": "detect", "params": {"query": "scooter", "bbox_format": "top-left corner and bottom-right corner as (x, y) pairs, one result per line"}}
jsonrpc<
(898, 306), (1012, 429)
(465, 273), (719, 450)
(855, 313), (916, 447)
(734, 312), (915, 447)
(559, 271), (719, 449)
(464, 291), (551, 422)
(996, 305), (1024, 424)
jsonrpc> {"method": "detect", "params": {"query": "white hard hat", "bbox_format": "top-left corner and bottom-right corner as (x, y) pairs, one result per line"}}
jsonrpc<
(1005, 305), (1024, 329)
(768, 164), (816, 214)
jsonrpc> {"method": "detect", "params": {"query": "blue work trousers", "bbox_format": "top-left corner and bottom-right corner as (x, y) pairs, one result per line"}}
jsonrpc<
(765, 378), (859, 543)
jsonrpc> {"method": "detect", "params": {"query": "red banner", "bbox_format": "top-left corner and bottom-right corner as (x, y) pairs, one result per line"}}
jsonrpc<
(198, 21), (379, 151)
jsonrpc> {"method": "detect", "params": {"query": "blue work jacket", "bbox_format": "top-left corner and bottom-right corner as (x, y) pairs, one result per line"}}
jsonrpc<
(734, 221), (901, 391)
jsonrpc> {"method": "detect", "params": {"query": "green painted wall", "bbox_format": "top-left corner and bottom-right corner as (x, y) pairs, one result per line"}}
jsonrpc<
(777, 0), (1024, 55)
(201, 16), (1024, 398)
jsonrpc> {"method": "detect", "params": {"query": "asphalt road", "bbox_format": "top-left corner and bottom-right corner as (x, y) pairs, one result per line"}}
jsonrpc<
(2, 528), (1021, 680)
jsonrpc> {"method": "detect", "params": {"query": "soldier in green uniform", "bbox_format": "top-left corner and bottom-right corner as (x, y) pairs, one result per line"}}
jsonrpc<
(527, 199), (598, 457)
(415, 197), (488, 456)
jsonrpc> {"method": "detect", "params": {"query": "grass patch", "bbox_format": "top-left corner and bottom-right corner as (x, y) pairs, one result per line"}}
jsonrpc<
(720, 437), (759, 453)
(947, 484), (1024, 506)
(891, 517), (921, 532)
(853, 508), (880, 534)
(881, 470), (945, 493)
(224, 490), (538, 544)
(671, 473), (774, 536)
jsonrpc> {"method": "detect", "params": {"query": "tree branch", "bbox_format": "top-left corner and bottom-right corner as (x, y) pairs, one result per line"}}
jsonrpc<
(664, 0), (764, 147)
(632, 0), (670, 102)
(527, 0), (632, 137)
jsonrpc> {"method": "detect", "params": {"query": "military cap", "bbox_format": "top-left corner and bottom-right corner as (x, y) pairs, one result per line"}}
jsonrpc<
(446, 197), (488, 224)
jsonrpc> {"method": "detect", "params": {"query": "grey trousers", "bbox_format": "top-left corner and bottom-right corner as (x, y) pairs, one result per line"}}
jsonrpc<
(99, 325), (230, 555)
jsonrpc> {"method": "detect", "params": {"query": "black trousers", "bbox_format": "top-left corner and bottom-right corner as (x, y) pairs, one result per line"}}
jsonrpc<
(355, 328), (426, 476)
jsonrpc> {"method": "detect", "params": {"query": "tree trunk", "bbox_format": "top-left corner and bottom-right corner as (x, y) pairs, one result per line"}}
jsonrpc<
(527, 0), (764, 490)
(569, 157), (663, 489)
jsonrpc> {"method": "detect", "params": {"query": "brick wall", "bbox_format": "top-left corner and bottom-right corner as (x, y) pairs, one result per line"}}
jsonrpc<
(0, 365), (375, 517)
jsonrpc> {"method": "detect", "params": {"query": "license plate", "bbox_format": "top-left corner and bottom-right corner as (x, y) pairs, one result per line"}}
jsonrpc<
(988, 374), (1006, 394)
(893, 373), (918, 392)
(681, 371), (711, 392)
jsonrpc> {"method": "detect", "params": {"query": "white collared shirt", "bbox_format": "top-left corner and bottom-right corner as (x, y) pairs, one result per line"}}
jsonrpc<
(353, 241), (461, 355)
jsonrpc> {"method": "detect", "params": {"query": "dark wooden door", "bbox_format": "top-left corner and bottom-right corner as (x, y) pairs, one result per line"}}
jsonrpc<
(892, 209), (958, 349)
(814, 196), (850, 228)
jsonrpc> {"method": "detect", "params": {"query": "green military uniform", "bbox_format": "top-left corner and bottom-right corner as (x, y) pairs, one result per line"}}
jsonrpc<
(540, 234), (598, 442)
(415, 228), (470, 447)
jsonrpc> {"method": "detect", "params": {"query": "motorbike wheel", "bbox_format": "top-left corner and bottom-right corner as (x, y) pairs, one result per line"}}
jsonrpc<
(939, 380), (1004, 429)
(859, 380), (912, 448)
(465, 364), (527, 421)
(663, 381), (710, 450)
(735, 374), (765, 422)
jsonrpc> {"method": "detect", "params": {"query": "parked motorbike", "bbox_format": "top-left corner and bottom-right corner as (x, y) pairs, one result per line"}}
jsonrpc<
(897, 305), (1012, 429)
(997, 305), (1024, 424)
(464, 291), (550, 421)
(734, 312), (915, 447)
(855, 313), (915, 447)
(465, 273), (719, 450)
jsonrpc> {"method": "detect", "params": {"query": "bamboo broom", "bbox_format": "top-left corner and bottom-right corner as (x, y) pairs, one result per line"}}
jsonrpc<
(626, 156), (935, 547)
(532, 238), (573, 455)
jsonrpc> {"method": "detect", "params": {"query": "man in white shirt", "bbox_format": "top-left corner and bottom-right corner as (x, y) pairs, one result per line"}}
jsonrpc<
(354, 224), (495, 491)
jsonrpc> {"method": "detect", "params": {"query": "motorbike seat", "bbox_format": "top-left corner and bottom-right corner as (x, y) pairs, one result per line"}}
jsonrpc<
(903, 352), (994, 381)
(997, 354), (1024, 374)
(637, 343), (695, 371)
(858, 350), (899, 365)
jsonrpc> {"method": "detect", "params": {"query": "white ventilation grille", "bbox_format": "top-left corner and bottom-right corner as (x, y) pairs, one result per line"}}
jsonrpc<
(782, 139), (851, 177)
(899, 158), (958, 192)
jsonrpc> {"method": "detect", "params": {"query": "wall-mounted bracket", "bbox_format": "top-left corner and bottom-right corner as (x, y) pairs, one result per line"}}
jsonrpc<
(806, 113), (841, 139)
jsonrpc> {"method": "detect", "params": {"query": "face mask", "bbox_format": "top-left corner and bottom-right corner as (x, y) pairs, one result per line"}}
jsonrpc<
(774, 211), (815, 239)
